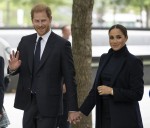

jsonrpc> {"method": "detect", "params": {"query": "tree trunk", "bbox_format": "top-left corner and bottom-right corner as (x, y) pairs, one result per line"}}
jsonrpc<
(145, 5), (150, 28)
(71, 0), (94, 128)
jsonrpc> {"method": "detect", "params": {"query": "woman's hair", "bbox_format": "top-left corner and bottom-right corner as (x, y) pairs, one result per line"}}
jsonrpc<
(31, 3), (52, 20)
(108, 24), (128, 38)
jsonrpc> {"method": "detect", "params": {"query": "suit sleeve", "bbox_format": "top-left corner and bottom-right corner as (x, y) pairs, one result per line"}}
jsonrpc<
(62, 41), (78, 111)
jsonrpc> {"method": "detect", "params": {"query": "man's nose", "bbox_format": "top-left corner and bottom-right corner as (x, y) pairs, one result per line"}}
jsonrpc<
(38, 21), (42, 26)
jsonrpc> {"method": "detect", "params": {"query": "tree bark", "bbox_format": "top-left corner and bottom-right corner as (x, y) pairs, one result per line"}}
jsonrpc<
(71, 0), (94, 128)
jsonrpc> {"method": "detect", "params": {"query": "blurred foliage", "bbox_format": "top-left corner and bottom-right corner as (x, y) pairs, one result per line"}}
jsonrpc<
(0, 0), (150, 28)
(11, 0), (72, 6)
(94, 0), (150, 28)
(0, 0), (72, 27)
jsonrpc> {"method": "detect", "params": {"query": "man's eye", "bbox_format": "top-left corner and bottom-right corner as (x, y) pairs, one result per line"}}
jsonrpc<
(35, 20), (39, 23)
(109, 36), (114, 39)
(41, 20), (46, 22)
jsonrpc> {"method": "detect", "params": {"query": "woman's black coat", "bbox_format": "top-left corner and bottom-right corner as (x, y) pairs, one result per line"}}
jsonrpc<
(80, 46), (144, 128)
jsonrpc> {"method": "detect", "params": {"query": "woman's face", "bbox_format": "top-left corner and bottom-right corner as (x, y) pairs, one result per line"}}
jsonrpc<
(109, 28), (127, 51)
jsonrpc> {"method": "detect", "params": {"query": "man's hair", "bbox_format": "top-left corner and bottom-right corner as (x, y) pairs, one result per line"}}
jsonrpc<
(31, 3), (52, 20)
(61, 25), (69, 31)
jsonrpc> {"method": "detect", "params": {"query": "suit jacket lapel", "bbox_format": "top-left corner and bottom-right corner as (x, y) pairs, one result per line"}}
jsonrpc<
(28, 35), (37, 74)
(36, 32), (55, 73)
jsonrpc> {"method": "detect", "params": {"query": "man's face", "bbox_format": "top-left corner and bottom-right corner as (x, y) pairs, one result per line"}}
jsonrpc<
(32, 11), (52, 36)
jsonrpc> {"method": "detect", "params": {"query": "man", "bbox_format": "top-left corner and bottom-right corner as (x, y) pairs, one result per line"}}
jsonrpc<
(61, 25), (71, 41)
(57, 25), (72, 128)
(8, 3), (79, 128)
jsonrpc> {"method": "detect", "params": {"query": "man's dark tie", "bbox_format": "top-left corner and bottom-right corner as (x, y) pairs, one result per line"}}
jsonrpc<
(31, 37), (42, 93)
(34, 37), (42, 71)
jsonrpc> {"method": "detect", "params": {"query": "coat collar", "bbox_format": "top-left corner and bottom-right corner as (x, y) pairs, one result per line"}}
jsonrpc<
(95, 46), (128, 87)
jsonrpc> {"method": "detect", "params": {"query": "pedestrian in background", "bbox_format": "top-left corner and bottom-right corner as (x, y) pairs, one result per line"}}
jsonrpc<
(61, 25), (71, 41)
(73, 24), (144, 128)
(0, 56), (10, 128)
(8, 3), (78, 128)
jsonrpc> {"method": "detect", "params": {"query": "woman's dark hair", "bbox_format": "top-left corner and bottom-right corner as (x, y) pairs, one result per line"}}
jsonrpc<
(108, 24), (128, 38)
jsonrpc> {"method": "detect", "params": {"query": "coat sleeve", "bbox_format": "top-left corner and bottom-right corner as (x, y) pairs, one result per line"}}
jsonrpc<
(79, 54), (106, 116)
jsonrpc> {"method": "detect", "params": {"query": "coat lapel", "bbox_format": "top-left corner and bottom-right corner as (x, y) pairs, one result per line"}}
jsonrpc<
(94, 53), (112, 87)
(95, 46), (128, 87)
(110, 55), (126, 87)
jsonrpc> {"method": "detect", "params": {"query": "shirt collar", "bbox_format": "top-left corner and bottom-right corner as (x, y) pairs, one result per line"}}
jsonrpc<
(37, 29), (51, 42)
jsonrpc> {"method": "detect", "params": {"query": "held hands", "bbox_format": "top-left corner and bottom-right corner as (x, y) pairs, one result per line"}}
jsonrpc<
(68, 111), (82, 124)
(9, 50), (21, 71)
(97, 85), (113, 95)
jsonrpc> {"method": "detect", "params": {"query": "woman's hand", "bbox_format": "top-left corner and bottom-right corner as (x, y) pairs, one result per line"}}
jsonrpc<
(97, 85), (113, 95)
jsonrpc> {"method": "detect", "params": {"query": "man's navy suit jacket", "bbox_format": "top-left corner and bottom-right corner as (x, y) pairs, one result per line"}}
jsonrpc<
(12, 31), (78, 117)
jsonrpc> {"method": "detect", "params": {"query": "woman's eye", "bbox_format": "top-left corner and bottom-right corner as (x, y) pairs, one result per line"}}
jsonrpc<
(109, 36), (114, 39)
(116, 36), (122, 39)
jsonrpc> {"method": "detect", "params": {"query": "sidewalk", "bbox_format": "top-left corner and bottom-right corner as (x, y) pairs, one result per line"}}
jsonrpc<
(3, 86), (150, 128)
(4, 93), (23, 128)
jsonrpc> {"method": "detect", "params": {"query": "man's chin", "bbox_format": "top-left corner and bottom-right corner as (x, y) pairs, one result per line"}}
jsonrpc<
(36, 28), (49, 36)
(37, 31), (45, 36)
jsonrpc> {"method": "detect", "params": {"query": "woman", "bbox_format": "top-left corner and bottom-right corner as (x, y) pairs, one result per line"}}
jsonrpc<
(0, 56), (5, 127)
(79, 24), (144, 128)
(0, 56), (4, 116)
(0, 56), (10, 128)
